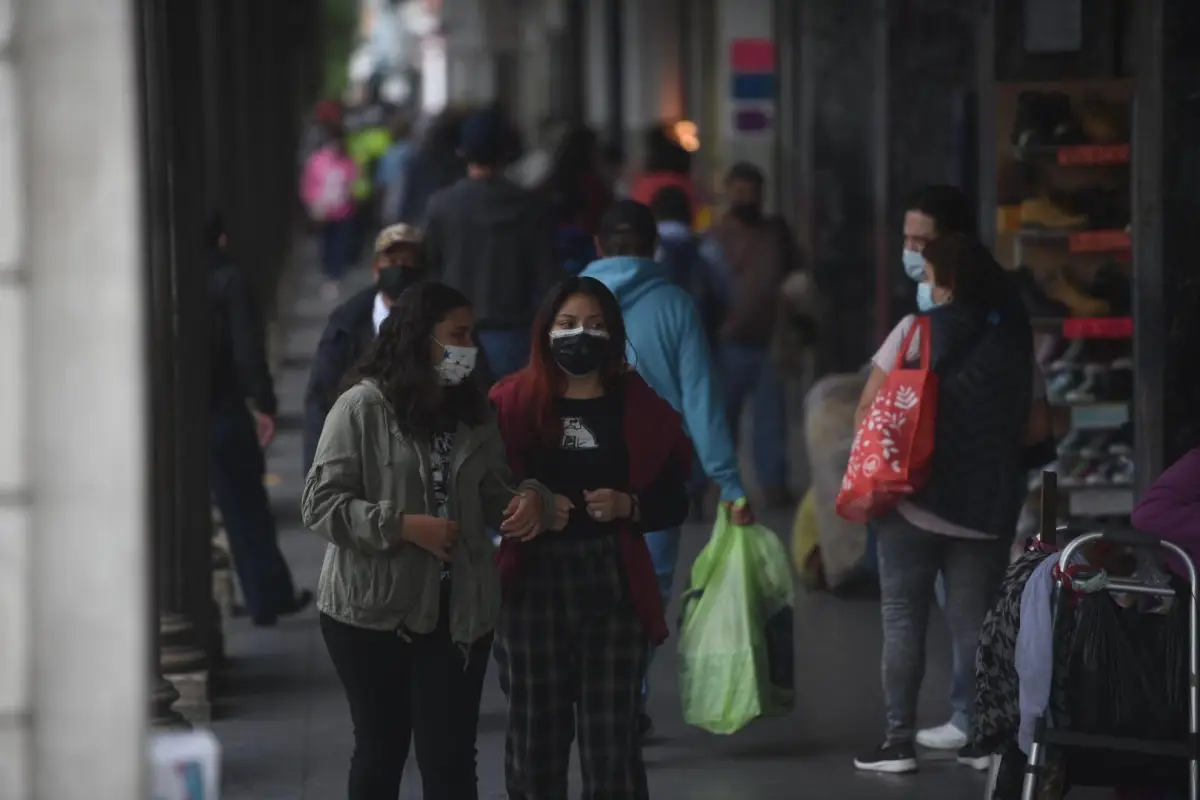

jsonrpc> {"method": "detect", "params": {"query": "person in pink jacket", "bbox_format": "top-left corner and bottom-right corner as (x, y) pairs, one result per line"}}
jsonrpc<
(302, 123), (358, 299)
(1131, 445), (1200, 576)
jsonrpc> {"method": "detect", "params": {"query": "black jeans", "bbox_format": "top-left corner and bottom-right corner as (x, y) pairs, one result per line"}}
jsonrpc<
(209, 407), (297, 622)
(320, 592), (492, 800)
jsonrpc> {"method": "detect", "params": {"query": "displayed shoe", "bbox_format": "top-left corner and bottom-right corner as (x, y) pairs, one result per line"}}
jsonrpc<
(1040, 267), (1112, 317)
(1063, 364), (1106, 403)
(1014, 265), (1069, 318)
(854, 742), (919, 774)
(1078, 431), (1114, 458)
(1103, 453), (1136, 485)
(1011, 91), (1082, 148)
(957, 744), (991, 771)
(1019, 196), (1089, 230)
(1045, 366), (1081, 404)
(1056, 428), (1089, 456)
(1107, 358), (1134, 399)
(1054, 186), (1130, 231)
(1062, 456), (1101, 486)
(1107, 422), (1134, 455)
(916, 721), (968, 750)
(1079, 93), (1128, 144)
(1048, 339), (1086, 371)
(1087, 262), (1132, 316)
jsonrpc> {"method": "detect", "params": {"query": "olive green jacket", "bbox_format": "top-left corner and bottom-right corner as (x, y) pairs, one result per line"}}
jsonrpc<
(301, 380), (554, 645)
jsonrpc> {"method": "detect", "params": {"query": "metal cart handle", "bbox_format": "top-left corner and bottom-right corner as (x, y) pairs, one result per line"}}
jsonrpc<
(1054, 524), (1164, 549)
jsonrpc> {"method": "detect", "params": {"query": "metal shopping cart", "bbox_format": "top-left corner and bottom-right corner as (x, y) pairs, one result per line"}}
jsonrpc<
(1019, 525), (1198, 800)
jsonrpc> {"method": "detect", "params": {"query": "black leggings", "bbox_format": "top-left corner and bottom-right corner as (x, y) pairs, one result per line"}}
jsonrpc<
(320, 601), (492, 800)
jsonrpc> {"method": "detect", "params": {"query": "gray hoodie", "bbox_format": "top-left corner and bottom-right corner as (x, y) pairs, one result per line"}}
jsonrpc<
(422, 176), (555, 330)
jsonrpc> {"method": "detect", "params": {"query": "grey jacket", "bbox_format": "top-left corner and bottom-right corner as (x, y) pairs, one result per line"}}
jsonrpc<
(301, 381), (555, 645)
(422, 176), (555, 330)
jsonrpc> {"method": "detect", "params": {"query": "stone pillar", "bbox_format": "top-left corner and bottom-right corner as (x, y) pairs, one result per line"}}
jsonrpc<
(138, 0), (209, 725)
(1132, 0), (1200, 483)
(14, 0), (150, 795)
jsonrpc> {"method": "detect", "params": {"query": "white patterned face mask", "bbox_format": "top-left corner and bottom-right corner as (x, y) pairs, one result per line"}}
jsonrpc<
(434, 341), (478, 386)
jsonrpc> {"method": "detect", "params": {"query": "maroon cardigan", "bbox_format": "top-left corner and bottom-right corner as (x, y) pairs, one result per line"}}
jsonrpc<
(489, 372), (693, 645)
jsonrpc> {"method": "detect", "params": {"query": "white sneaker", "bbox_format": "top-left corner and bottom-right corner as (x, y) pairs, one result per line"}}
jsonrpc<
(915, 721), (968, 750)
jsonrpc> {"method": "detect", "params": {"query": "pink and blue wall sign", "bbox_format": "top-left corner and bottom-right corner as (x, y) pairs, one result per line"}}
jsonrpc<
(729, 39), (776, 134)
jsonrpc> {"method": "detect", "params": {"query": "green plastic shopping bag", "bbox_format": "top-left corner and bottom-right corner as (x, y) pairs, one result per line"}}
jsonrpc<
(677, 505), (796, 734)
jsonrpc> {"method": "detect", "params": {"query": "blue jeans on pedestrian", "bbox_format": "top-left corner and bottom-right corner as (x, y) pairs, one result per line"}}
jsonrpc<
(935, 571), (970, 732)
(210, 407), (298, 622)
(317, 218), (352, 281)
(641, 526), (683, 701)
(717, 343), (788, 490)
(476, 329), (531, 381)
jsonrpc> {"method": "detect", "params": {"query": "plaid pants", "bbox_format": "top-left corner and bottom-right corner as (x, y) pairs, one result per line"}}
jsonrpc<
(496, 535), (650, 800)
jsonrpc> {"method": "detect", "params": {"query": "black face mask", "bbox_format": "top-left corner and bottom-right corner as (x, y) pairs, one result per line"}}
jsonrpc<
(377, 265), (425, 301)
(730, 202), (763, 224)
(550, 328), (611, 377)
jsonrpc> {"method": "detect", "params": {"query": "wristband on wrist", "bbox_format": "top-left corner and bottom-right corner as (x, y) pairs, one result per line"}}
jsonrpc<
(628, 493), (640, 521)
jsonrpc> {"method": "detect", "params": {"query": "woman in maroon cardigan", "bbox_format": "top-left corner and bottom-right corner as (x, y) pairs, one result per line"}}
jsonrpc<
(489, 276), (691, 800)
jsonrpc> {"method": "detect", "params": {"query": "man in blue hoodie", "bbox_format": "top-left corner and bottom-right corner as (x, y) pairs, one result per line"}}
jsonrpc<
(581, 200), (752, 732)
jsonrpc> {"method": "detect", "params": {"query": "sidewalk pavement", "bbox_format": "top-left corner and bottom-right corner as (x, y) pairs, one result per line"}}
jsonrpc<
(209, 252), (989, 800)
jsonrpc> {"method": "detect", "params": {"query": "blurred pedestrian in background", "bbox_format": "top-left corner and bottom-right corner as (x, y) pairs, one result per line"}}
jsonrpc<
(206, 213), (312, 627)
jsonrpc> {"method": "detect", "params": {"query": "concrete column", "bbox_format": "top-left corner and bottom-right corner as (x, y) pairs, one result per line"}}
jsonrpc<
(583, 0), (611, 130)
(444, 0), (495, 105)
(138, 0), (208, 726)
(622, 0), (683, 138)
(9, 0), (150, 796)
(0, 5), (32, 795)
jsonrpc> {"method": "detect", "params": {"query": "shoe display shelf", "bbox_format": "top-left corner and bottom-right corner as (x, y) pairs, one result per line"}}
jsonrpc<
(993, 80), (1132, 299)
(1033, 329), (1136, 524)
(992, 81), (1138, 529)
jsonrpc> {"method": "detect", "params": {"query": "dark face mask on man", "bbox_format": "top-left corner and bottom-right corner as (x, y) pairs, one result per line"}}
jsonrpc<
(377, 264), (425, 301)
(549, 327), (611, 377)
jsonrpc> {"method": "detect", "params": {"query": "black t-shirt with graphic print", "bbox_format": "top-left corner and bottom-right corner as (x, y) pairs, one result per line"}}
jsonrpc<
(430, 428), (454, 580)
(534, 393), (629, 540)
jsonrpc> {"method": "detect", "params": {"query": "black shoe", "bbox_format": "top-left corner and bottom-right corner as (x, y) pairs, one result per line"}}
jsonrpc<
(281, 589), (315, 617)
(1012, 91), (1081, 149)
(1014, 265), (1069, 319)
(637, 712), (654, 740)
(854, 742), (918, 774)
(245, 589), (313, 627)
(957, 743), (991, 771)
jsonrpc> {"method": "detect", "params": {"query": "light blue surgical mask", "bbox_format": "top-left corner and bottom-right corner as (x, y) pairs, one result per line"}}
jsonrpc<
(902, 249), (925, 281)
(916, 282), (939, 312)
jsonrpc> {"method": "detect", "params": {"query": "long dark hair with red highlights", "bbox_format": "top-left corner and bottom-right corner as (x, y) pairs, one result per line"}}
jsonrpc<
(509, 276), (629, 449)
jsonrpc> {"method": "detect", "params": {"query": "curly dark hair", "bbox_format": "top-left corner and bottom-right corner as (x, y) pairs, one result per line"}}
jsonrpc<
(920, 233), (1009, 310)
(342, 281), (486, 438)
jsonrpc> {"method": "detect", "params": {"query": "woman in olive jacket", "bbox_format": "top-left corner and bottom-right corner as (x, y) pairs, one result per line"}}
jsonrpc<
(301, 281), (556, 800)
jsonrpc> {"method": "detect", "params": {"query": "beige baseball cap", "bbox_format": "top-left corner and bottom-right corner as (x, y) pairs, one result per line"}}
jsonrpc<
(374, 223), (423, 254)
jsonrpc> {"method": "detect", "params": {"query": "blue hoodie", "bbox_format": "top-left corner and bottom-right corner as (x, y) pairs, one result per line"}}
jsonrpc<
(580, 256), (745, 502)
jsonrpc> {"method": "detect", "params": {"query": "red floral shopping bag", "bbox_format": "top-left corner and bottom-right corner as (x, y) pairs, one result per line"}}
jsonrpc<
(836, 318), (938, 522)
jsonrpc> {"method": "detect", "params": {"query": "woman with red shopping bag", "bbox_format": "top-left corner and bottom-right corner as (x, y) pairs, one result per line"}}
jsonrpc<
(842, 234), (1038, 775)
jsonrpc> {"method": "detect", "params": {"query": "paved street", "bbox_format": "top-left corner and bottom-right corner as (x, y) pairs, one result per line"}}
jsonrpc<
(210, 255), (991, 800)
